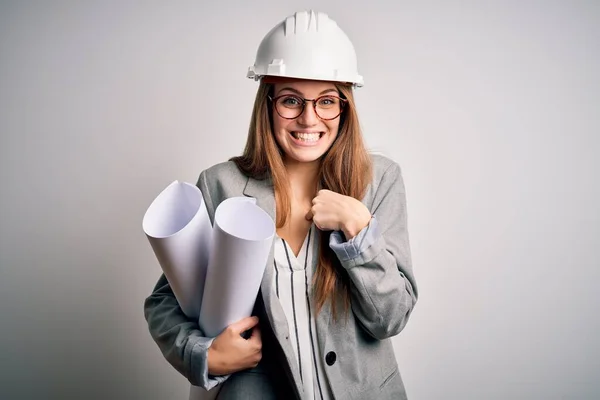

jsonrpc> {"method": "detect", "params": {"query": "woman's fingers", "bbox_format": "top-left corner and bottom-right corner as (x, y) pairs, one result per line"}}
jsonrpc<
(208, 316), (263, 375)
(249, 324), (262, 346)
(227, 316), (259, 335)
(305, 208), (313, 220)
(248, 325), (262, 365)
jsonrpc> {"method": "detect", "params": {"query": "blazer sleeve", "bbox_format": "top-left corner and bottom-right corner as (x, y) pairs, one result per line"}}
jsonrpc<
(143, 170), (229, 390)
(329, 162), (418, 340)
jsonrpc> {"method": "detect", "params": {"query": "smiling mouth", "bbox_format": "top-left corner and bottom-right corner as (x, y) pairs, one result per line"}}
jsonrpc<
(290, 131), (324, 142)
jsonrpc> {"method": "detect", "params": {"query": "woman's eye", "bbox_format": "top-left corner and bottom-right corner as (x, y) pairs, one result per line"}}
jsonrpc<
(281, 96), (302, 106)
(318, 97), (337, 106)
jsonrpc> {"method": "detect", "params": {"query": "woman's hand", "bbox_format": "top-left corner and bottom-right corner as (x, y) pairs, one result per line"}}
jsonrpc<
(305, 189), (372, 240)
(207, 316), (262, 376)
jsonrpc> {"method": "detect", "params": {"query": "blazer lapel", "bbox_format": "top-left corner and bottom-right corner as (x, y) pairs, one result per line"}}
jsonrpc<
(242, 174), (275, 221)
(243, 175), (304, 398)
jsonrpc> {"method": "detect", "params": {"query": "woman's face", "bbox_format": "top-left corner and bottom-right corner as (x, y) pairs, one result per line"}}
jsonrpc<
(271, 80), (342, 165)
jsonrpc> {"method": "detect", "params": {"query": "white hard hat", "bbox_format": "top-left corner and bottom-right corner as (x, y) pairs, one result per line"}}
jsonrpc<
(247, 10), (364, 87)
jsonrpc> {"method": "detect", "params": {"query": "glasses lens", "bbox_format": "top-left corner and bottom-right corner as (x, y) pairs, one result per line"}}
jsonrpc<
(315, 96), (342, 120)
(275, 95), (304, 119)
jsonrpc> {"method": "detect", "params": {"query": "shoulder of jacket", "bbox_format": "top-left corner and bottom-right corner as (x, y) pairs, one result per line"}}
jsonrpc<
(202, 161), (239, 175)
(202, 160), (240, 177)
(198, 160), (248, 188)
(369, 152), (402, 182)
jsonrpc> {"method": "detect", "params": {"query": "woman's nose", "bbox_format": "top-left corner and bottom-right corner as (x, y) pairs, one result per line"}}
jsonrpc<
(296, 101), (319, 126)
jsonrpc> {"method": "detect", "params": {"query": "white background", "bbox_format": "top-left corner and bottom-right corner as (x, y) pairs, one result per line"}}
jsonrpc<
(1, 1), (598, 399)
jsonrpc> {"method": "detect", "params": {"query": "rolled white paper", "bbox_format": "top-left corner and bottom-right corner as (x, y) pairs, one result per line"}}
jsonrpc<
(142, 180), (212, 319)
(143, 186), (275, 400)
(199, 196), (275, 337)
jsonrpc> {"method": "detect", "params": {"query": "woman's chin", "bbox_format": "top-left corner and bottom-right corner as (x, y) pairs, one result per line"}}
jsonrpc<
(283, 150), (326, 164)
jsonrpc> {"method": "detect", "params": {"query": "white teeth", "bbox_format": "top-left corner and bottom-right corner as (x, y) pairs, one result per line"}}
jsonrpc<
(292, 132), (321, 142)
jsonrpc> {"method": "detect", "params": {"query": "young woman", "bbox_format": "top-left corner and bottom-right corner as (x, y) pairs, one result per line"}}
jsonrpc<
(144, 10), (418, 400)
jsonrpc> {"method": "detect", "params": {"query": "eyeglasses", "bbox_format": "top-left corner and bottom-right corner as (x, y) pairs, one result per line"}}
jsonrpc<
(268, 94), (347, 120)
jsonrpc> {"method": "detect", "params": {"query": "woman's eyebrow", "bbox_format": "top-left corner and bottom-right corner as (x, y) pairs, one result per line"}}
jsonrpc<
(319, 88), (338, 95)
(276, 87), (338, 96)
(276, 87), (302, 95)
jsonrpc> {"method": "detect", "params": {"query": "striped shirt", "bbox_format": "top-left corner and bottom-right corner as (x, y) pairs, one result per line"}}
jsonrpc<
(273, 225), (332, 400)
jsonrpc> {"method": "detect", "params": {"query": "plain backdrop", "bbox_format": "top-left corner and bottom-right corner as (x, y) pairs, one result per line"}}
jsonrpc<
(1, 1), (599, 399)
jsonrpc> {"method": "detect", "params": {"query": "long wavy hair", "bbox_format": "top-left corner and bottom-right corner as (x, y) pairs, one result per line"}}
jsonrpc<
(230, 80), (372, 318)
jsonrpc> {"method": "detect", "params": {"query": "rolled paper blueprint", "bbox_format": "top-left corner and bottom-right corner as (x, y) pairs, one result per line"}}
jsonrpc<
(142, 180), (212, 319)
(199, 196), (276, 338)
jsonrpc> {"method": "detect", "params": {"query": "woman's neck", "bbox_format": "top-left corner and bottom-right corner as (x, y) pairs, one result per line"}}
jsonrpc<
(283, 158), (320, 200)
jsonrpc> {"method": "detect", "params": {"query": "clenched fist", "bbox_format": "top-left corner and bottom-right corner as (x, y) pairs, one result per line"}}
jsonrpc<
(305, 189), (372, 239)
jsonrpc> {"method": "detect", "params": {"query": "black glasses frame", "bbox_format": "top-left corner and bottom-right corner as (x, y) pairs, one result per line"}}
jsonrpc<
(268, 94), (348, 120)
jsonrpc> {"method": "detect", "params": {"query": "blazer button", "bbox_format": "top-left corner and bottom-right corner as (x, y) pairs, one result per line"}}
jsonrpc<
(325, 351), (336, 366)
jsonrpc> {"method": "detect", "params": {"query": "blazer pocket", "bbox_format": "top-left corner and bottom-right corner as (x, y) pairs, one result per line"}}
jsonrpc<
(379, 367), (399, 390)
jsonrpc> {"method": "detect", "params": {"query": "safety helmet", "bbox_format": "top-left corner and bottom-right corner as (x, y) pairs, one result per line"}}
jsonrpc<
(247, 10), (364, 87)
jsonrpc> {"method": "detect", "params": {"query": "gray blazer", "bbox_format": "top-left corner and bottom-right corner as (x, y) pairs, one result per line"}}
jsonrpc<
(144, 154), (418, 399)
